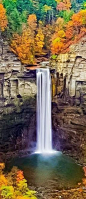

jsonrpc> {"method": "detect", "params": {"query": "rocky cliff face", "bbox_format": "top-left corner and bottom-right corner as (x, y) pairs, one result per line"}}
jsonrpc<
(52, 99), (86, 165)
(0, 40), (86, 166)
(50, 36), (86, 110)
(50, 37), (86, 165)
(0, 96), (37, 162)
(0, 42), (37, 161)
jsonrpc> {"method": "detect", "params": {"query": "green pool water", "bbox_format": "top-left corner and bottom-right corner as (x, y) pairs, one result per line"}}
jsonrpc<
(6, 152), (84, 189)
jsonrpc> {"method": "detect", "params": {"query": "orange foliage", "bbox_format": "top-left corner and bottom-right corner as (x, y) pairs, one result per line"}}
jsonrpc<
(27, 14), (37, 31)
(51, 9), (86, 55)
(78, 188), (83, 193)
(11, 29), (35, 64)
(0, 4), (8, 31)
(65, 21), (74, 39)
(72, 12), (82, 29)
(16, 171), (24, 183)
(51, 28), (65, 54)
(0, 175), (7, 187)
(11, 15), (45, 64)
(16, 197), (29, 199)
(65, 27), (73, 40)
(63, 0), (71, 10)
(51, 39), (64, 54)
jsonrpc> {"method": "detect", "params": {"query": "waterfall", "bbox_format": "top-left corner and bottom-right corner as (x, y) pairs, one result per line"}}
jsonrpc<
(36, 68), (53, 153)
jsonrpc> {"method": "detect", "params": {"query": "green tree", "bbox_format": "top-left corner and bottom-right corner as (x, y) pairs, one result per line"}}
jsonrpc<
(3, 0), (17, 15)
(60, 10), (74, 22)
(7, 8), (22, 36)
(16, 0), (34, 14)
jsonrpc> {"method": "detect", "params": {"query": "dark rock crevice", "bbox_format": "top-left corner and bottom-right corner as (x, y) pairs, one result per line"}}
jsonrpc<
(0, 96), (36, 162)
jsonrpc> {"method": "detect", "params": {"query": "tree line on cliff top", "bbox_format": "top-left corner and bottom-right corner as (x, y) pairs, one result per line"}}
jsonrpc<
(0, 0), (86, 64)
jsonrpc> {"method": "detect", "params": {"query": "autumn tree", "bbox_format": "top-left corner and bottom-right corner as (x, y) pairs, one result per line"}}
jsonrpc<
(11, 14), (45, 64)
(51, 9), (86, 55)
(51, 26), (66, 54)
(0, 3), (8, 31)
(65, 21), (74, 39)
(27, 14), (37, 31)
(57, 0), (71, 11)
(10, 14), (37, 64)
(35, 27), (44, 55)
(55, 17), (64, 31)
(11, 29), (35, 64)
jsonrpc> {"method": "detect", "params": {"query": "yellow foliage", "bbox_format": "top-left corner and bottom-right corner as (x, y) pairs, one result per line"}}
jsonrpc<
(55, 0), (61, 3)
(35, 28), (44, 55)
(51, 40), (64, 54)
(58, 30), (66, 38)
(11, 16), (45, 63)
(16, 197), (29, 199)
(11, 29), (35, 64)
(43, 5), (52, 12)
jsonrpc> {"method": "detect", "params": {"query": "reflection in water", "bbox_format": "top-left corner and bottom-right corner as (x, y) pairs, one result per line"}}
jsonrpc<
(6, 152), (84, 189)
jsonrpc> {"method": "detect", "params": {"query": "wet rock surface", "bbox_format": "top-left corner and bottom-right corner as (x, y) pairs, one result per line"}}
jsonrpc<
(52, 98), (86, 165)
(29, 184), (86, 199)
(0, 96), (36, 162)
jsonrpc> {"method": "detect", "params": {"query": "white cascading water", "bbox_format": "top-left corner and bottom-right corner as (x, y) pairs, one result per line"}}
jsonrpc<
(36, 68), (53, 153)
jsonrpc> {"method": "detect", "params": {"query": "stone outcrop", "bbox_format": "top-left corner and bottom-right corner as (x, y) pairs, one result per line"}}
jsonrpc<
(50, 38), (86, 165)
(0, 42), (36, 100)
(50, 36), (86, 108)
(52, 99), (86, 165)
(0, 41), (21, 71)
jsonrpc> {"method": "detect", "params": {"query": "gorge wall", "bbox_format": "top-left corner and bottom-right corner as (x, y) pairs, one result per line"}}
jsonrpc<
(51, 36), (86, 110)
(0, 39), (86, 165)
(0, 42), (37, 157)
(50, 36), (86, 164)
